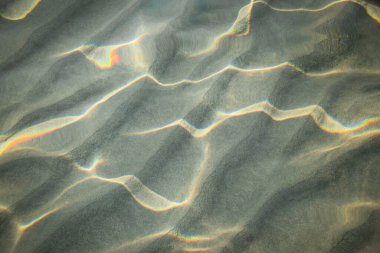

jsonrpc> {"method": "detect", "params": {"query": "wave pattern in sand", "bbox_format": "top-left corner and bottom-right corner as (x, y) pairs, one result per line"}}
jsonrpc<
(1, 0), (380, 252)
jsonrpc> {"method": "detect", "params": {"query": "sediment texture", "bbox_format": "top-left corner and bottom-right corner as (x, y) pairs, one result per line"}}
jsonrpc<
(0, 0), (380, 252)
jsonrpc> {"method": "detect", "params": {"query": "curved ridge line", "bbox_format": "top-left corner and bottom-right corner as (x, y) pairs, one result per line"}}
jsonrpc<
(189, 0), (380, 57)
(342, 200), (380, 225)
(128, 101), (380, 138)
(18, 207), (60, 231)
(0, 0), (41, 21)
(166, 226), (242, 252)
(256, 0), (379, 18)
(187, 0), (254, 57)
(48, 145), (209, 212)
(55, 35), (145, 69)
(107, 226), (241, 253)
(1, 62), (376, 156)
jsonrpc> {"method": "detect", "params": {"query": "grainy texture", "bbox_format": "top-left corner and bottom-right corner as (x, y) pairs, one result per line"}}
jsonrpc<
(0, 0), (380, 252)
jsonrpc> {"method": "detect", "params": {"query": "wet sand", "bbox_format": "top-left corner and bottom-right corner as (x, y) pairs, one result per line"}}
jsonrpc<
(0, 0), (380, 252)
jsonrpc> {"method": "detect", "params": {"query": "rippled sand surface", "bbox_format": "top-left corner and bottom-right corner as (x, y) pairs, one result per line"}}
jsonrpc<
(1, 0), (380, 252)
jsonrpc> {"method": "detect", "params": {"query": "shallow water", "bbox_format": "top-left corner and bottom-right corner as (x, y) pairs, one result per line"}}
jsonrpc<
(0, 0), (380, 252)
